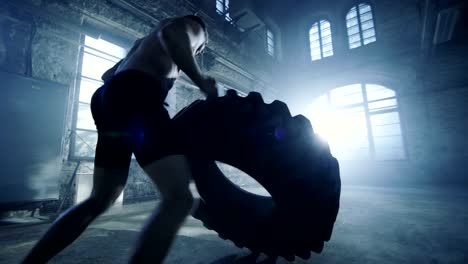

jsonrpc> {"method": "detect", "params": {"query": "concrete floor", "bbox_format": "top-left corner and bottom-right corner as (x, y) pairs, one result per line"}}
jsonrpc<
(0, 186), (467, 264)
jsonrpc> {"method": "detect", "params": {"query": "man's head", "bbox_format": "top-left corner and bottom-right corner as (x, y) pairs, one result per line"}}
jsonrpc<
(183, 15), (207, 33)
(183, 15), (208, 55)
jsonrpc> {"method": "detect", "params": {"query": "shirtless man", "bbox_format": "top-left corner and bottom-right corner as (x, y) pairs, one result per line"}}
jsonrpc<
(22, 15), (216, 264)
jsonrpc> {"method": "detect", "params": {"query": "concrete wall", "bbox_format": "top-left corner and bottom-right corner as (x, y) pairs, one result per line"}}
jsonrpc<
(274, 0), (468, 187)
(0, 0), (279, 207)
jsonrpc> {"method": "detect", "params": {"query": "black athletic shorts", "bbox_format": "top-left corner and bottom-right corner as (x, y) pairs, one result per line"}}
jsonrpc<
(90, 70), (179, 169)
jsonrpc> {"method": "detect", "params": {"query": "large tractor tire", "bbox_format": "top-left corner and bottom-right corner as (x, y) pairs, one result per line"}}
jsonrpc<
(172, 90), (341, 261)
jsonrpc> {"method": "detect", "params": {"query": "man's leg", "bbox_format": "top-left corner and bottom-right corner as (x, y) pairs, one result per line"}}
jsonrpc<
(22, 136), (130, 264)
(129, 155), (194, 264)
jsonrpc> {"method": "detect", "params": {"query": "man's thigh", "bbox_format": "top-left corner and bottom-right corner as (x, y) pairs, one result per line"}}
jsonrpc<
(142, 155), (192, 197)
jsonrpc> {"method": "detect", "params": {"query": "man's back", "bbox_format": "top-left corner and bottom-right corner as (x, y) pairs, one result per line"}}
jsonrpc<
(116, 17), (206, 82)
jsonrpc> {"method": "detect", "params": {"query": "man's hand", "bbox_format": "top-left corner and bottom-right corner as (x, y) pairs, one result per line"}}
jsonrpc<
(198, 76), (218, 99)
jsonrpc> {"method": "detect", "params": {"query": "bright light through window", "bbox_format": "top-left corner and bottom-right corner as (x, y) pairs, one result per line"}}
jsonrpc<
(346, 3), (376, 49)
(73, 35), (126, 158)
(306, 84), (405, 160)
(309, 20), (334, 61)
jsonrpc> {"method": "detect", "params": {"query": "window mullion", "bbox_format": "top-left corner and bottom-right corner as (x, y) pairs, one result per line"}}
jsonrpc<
(368, 108), (398, 115)
(70, 34), (86, 160)
(271, 33), (275, 56)
(83, 46), (122, 62)
(356, 6), (365, 46)
(362, 83), (376, 159)
(318, 23), (323, 59)
(81, 75), (104, 85)
(367, 96), (397, 103)
(80, 75), (104, 84)
(76, 128), (97, 133)
(83, 51), (120, 64)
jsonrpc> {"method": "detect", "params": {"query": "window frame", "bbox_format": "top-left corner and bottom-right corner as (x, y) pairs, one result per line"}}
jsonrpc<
(216, 0), (232, 22)
(309, 19), (334, 62)
(310, 83), (407, 161)
(345, 2), (378, 49)
(266, 28), (275, 57)
(69, 34), (127, 161)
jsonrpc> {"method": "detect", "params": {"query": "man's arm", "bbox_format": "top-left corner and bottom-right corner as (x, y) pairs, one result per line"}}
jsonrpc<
(158, 17), (206, 90)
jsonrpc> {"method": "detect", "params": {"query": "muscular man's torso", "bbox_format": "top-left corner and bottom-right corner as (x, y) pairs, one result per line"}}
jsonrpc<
(115, 19), (180, 81)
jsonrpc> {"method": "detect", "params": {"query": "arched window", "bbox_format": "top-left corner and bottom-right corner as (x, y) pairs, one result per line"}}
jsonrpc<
(346, 3), (376, 49)
(307, 84), (405, 160)
(309, 20), (334, 61)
